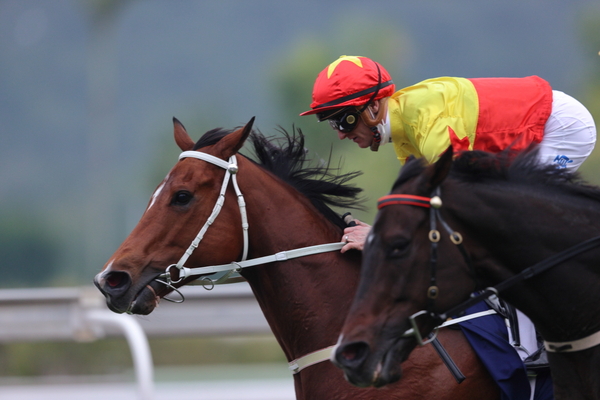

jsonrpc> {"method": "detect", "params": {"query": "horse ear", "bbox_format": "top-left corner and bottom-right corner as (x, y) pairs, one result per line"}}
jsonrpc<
(422, 145), (453, 192)
(213, 117), (255, 158)
(173, 117), (195, 151)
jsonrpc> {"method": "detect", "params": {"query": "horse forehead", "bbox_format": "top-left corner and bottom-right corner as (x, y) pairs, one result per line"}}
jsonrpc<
(376, 206), (423, 229)
(170, 158), (224, 183)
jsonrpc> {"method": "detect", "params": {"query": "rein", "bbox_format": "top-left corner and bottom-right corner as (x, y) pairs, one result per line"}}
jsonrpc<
(378, 189), (600, 351)
(439, 234), (600, 321)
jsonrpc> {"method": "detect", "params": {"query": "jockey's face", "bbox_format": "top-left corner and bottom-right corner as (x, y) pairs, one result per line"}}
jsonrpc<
(332, 102), (380, 149)
(335, 117), (374, 149)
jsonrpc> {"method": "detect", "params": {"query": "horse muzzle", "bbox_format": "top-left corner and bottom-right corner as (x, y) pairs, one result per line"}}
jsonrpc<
(332, 336), (406, 388)
(94, 270), (134, 313)
(94, 270), (162, 315)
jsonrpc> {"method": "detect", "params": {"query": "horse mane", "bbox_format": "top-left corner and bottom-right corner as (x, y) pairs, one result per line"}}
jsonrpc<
(194, 126), (364, 229)
(452, 147), (600, 199)
(193, 127), (231, 149)
(395, 146), (600, 202)
(391, 155), (428, 190)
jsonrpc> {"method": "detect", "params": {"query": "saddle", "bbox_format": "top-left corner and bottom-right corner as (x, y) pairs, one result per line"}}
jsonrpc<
(484, 296), (550, 373)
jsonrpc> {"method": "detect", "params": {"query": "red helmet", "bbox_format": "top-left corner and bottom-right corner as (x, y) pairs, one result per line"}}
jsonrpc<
(300, 55), (395, 117)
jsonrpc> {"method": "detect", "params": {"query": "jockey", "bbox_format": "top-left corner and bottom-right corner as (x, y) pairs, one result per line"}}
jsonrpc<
(301, 55), (596, 251)
(301, 55), (597, 400)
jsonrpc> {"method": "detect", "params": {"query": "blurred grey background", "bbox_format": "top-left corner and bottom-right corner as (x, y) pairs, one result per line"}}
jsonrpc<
(1, 0), (600, 289)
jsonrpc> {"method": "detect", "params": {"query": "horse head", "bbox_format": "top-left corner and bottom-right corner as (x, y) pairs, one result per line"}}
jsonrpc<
(94, 117), (255, 314)
(332, 146), (478, 387)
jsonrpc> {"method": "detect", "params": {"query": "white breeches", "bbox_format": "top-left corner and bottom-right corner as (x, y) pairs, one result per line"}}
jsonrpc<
(538, 90), (596, 171)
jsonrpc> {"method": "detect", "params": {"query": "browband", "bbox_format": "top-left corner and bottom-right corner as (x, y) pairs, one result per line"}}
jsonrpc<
(378, 194), (432, 209)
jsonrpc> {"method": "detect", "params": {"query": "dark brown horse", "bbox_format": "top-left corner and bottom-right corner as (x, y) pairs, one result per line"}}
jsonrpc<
(94, 118), (499, 399)
(334, 146), (600, 399)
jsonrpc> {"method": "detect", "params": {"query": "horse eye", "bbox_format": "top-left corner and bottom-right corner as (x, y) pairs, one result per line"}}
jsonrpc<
(388, 240), (409, 258)
(171, 191), (193, 206)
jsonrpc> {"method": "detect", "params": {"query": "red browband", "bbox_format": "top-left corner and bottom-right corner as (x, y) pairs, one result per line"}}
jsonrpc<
(377, 194), (432, 209)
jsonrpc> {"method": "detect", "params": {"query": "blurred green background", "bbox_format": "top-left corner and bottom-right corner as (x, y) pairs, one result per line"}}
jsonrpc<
(1, 0), (600, 383)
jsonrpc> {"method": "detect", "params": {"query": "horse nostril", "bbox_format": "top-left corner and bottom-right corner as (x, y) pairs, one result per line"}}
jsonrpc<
(101, 271), (131, 294)
(335, 341), (370, 367)
(106, 274), (122, 287)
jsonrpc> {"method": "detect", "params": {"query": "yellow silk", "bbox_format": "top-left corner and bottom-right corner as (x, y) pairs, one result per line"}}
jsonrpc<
(388, 77), (479, 165)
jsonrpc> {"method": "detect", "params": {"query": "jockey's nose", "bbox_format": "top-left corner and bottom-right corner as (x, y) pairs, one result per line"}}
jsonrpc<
(337, 130), (347, 140)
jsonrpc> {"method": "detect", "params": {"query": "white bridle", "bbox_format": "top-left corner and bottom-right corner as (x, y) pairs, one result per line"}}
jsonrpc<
(163, 151), (248, 285)
(161, 150), (344, 287)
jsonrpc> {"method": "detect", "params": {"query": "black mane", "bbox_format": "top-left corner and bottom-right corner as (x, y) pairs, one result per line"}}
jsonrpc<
(395, 146), (600, 201)
(195, 126), (364, 229)
(193, 127), (231, 149)
(391, 155), (428, 191)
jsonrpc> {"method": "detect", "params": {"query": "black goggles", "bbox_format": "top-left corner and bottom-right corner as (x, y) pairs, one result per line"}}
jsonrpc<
(326, 109), (360, 133)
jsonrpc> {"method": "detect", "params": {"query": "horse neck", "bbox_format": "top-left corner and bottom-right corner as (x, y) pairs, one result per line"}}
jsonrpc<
(447, 182), (600, 341)
(237, 162), (361, 361)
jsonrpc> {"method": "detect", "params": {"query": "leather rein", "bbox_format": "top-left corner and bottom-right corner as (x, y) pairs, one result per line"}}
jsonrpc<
(377, 188), (600, 352)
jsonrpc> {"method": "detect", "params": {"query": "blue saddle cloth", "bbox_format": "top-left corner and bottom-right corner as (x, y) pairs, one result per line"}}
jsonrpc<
(458, 302), (554, 400)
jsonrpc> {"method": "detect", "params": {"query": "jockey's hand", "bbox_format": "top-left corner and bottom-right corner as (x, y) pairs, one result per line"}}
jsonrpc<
(341, 219), (371, 253)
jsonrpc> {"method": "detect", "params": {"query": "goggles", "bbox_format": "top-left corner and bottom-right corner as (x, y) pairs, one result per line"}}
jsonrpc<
(325, 108), (360, 133)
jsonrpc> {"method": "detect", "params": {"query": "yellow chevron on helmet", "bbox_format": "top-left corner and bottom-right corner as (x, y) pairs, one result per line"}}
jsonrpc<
(326, 55), (363, 78)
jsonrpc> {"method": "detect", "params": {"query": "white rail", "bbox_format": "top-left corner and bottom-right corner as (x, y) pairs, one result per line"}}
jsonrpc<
(0, 284), (270, 400)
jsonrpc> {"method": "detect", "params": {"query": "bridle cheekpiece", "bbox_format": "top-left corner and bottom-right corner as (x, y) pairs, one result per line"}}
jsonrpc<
(376, 188), (470, 345)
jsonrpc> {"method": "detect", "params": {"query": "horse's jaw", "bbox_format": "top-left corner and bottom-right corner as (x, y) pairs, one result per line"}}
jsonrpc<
(125, 282), (162, 315)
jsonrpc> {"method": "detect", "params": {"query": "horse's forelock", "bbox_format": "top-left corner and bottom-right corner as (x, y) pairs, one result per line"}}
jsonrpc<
(193, 127), (236, 150)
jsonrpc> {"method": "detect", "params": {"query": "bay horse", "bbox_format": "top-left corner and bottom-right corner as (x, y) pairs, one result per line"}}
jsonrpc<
(94, 118), (499, 399)
(334, 145), (600, 399)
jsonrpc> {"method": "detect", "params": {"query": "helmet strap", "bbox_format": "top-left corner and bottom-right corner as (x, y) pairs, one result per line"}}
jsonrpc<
(369, 125), (382, 152)
(361, 99), (388, 152)
(357, 62), (387, 152)
(361, 98), (388, 127)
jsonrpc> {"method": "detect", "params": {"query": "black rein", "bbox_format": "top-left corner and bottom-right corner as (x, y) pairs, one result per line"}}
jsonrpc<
(439, 234), (600, 321)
